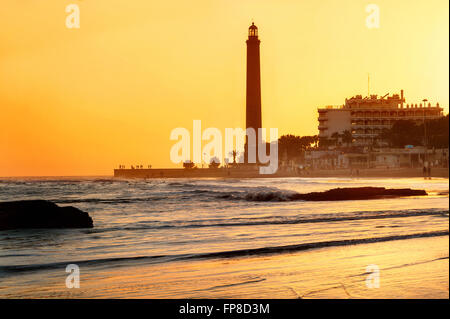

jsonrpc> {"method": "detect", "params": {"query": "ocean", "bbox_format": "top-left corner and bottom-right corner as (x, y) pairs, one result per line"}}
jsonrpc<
(0, 177), (448, 298)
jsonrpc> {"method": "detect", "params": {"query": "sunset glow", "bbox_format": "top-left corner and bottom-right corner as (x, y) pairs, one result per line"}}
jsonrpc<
(1, 0), (448, 176)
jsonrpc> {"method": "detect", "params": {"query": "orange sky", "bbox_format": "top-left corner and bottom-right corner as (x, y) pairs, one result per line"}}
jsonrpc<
(0, 0), (448, 176)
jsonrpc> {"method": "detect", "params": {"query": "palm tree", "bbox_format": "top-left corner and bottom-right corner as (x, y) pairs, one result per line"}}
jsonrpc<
(341, 130), (353, 147)
(312, 135), (319, 147)
(230, 150), (238, 164)
(331, 132), (340, 147)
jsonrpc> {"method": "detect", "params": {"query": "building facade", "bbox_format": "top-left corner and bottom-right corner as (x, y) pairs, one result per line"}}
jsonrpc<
(318, 91), (444, 145)
(305, 147), (448, 170)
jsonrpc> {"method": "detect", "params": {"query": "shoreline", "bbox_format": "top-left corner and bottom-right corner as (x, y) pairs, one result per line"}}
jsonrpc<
(2, 168), (448, 179)
(2, 234), (447, 298)
(113, 167), (449, 179)
(0, 177), (447, 299)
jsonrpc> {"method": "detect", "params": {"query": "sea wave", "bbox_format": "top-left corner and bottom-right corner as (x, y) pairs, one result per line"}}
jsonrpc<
(49, 188), (446, 205)
(74, 208), (448, 232)
(2, 178), (447, 205)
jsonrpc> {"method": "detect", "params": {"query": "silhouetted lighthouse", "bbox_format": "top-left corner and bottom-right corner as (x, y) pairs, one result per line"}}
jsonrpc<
(245, 22), (262, 163)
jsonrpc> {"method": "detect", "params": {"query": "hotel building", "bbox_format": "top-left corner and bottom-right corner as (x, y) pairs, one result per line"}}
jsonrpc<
(317, 90), (444, 145)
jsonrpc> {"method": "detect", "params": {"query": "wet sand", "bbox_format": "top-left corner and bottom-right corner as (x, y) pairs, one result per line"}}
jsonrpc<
(4, 235), (448, 298)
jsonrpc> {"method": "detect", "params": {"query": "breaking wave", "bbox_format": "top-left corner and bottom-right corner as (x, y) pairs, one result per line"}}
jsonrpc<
(86, 208), (448, 231)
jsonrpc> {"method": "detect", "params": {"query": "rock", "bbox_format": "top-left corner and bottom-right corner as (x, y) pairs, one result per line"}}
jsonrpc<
(291, 187), (427, 201)
(0, 200), (93, 230)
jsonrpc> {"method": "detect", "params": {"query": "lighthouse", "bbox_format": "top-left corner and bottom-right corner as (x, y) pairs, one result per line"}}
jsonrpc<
(245, 22), (262, 163)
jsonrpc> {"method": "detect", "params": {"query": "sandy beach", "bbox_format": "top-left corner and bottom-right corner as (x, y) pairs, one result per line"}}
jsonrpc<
(2, 235), (447, 299)
(0, 177), (448, 299)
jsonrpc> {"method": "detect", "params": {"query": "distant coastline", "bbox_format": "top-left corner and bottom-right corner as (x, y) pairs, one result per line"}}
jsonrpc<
(114, 167), (449, 179)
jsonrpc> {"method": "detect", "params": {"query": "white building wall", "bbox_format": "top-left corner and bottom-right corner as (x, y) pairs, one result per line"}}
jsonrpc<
(318, 109), (351, 138)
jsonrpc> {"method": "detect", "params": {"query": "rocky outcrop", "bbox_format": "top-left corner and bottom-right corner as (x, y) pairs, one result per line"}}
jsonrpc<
(291, 187), (427, 201)
(0, 200), (93, 230)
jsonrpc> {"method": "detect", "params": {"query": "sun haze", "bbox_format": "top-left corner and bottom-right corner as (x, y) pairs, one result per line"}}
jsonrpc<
(0, 0), (448, 176)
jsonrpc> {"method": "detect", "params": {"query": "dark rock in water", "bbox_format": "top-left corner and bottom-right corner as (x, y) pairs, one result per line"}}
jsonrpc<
(0, 200), (93, 230)
(291, 187), (427, 201)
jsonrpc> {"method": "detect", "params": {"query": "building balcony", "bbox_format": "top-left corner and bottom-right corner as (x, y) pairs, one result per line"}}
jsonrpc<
(352, 123), (392, 127)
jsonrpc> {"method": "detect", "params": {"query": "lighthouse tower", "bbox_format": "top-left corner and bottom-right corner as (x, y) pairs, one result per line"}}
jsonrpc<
(245, 22), (262, 163)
